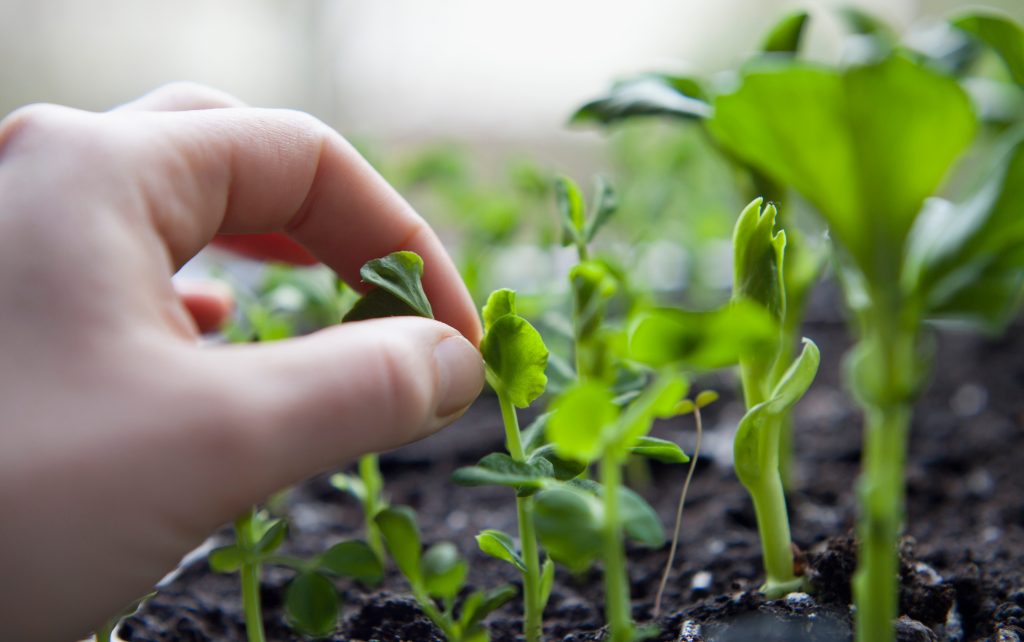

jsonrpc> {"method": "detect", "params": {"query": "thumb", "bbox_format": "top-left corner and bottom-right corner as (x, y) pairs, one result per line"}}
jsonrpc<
(197, 316), (483, 511)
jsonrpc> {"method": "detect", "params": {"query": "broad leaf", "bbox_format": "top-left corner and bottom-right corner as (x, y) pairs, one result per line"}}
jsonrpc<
(761, 10), (810, 54)
(613, 374), (689, 451)
(905, 134), (1024, 330)
(953, 13), (1024, 87)
(480, 314), (549, 407)
(422, 542), (467, 601)
(476, 529), (526, 573)
(629, 436), (690, 464)
(375, 507), (422, 585)
(546, 381), (619, 464)
(208, 546), (244, 573)
(709, 55), (975, 286)
(318, 540), (384, 584)
(452, 453), (555, 490)
(343, 251), (433, 322)
(285, 572), (338, 637)
(527, 445), (588, 480)
(482, 288), (516, 332)
(572, 76), (712, 125)
(628, 299), (777, 369)
(617, 484), (665, 547)
(534, 486), (603, 573)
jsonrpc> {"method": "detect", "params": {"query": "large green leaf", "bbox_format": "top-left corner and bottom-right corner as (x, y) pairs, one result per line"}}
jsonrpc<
(482, 288), (516, 332)
(452, 453), (555, 490)
(953, 13), (1024, 87)
(480, 314), (549, 407)
(546, 381), (619, 464)
(709, 55), (976, 286)
(285, 572), (338, 637)
(905, 134), (1024, 329)
(343, 251), (433, 322)
(317, 540), (384, 584)
(534, 485), (603, 573)
(571, 76), (712, 126)
(375, 507), (422, 586)
(628, 299), (777, 370)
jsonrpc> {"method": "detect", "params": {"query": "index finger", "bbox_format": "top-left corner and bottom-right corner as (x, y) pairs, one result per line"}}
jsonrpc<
(115, 108), (481, 343)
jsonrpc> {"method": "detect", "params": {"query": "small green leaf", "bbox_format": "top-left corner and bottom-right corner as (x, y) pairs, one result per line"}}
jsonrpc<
(520, 412), (551, 455)
(285, 571), (338, 637)
(482, 288), (516, 332)
(452, 453), (555, 491)
(629, 436), (690, 464)
(614, 374), (689, 451)
(208, 546), (244, 573)
(460, 585), (518, 630)
(765, 339), (820, 414)
(329, 473), (366, 504)
(732, 198), (786, 322)
(528, 445), (588, 481)
(628, 300), (777, 370)
(534, 486), (603, 573)
(540, 558), (556, 610)
(761, 10), (810, 54)
(695, 390), (719, 408)
(555, 176), (586, 246)
(255, 520), (288, 555)
(422, 542), (468, 601)
(571, 76), (712, 125)
(570, 261), (617, 342)
(617, 485), (665, 547)
(546, 380), (619, 464)
(584, 176), (618, 243)
(318, 540), (384, 584)
(375, 507), (422, 585)
(343, 251), (433, 322)
(476, 530), (526, 573)
(480, 314), (549, 408)
(953, 12), (1024, 87)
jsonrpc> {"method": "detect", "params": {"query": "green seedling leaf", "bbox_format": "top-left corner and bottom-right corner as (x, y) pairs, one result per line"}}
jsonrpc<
(540, 558), (556, 610)
(905, 135), (1024, 330)
(375, 506), (422, 585)
(570, 260), (618, 342)
(546, 380), (619, 464)
(520, 412), (551, 455)
(318, 540), (384, 584)
(534, 485), (604, 573)
(528, 445), (588, 480)
(629, 436), (690, 464)
(613, 374), (689, 451)
(628, 300), (777, 369)
(255, 519), (288, 555)
(734, 339), (820, 486)
(480, 313), (549, 408)
(343, 251), (433, 322)
(285, 571), (338, 637)
(584, 176), (618, 243)
(460, 585), (518, 631)
(571, 75), (712, 125)
(569, 479), (666, 547)
(953, 12), (1024, 86)
(208, 545), (244, 573)
(329, 473), (366, 504)
(482, 288), (516, 331)
(452, 453), (555, 490)
(556, 176), (586, 246)
(733, 198), (786, 322)
(422, 542), (468, 601)
(476, 529), (526, 573)
(695, 390), (719, 408)
(709, 55), (975, 285)
(761, 10), (810, 54)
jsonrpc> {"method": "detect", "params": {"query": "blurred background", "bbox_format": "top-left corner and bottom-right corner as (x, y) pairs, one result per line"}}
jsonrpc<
(2, 0), (1022, 306)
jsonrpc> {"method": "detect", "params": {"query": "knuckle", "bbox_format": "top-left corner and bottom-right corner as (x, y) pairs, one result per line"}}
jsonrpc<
(0, 103), (74, 155)
(145, 81), (244, 109)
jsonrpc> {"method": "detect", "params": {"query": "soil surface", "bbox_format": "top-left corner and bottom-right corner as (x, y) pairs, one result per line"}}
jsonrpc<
(121, 305), (1024, 642)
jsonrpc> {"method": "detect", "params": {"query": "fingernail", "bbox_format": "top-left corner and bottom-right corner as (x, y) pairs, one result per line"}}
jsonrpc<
(433, 335), (484, 418)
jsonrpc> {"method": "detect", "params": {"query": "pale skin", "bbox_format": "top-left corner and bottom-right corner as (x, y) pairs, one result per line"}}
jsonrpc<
(0, 83), (485, 641)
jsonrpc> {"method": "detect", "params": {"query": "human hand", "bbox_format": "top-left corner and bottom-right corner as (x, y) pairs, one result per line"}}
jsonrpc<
(0, 83), (484, 641)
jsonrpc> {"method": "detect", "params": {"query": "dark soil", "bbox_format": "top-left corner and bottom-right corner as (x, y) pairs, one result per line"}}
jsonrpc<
(121, 310), (1024, 641)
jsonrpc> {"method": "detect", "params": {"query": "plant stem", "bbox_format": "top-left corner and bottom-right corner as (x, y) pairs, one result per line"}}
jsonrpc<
(359, 454), (386, 562)
(748, 417), (800, 599)
(601, 452), (633, 642)
(235, 510), (266, 642)
(94, 622), (115, 642)
(497, 389), (543, 642)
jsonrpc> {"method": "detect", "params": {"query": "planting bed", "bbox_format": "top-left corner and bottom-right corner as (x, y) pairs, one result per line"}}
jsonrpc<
(121, 309), (1024, 642)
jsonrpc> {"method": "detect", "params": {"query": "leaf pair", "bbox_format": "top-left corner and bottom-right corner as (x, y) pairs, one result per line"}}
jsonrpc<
(480, 289), (549, 408)
(555, 176), (618, 252)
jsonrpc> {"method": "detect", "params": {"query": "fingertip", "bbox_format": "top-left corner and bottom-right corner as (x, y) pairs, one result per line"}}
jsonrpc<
(432, 334), (485, 419)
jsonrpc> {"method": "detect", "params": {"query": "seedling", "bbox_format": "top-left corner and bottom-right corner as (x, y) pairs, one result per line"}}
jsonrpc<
(709, 39), (1024, 641)
(332, 250), (436, 562)
(210, 507), (383, 639)
(375, 506), (516, 642)
(731, 198), (820, 598)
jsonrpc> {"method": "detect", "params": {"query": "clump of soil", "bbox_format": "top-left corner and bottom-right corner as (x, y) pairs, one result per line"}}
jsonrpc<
(121, 315), (1024, 642)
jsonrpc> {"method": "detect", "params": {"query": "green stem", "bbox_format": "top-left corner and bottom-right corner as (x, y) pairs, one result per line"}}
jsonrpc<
(412, 585), (457, 640)
(497, 389), (543, 642)
(235, 510), (266, 642)
(94, 622), (116, 642)
(853, 400), (911, 642)
(359, 454), (387, 562)
(747, 418), (800, 599)
(601, 453), (633, 642)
